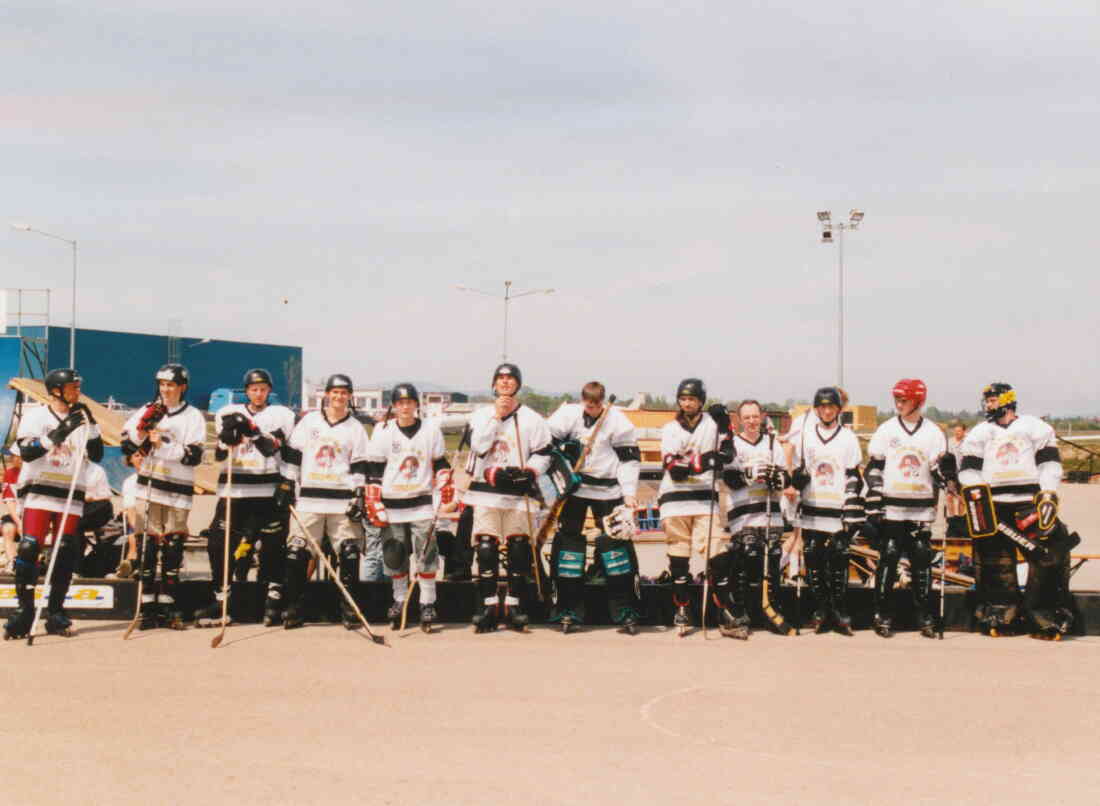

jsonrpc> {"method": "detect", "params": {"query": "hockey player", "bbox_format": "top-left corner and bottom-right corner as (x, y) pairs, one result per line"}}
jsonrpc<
(864, 379), (955, 638)
(546, 381), (642, 634)
(195, 369), (297, 627)
(958, 383), (1073, 638)
(365, 383), (452, 632)
(463, 363), (552, 633)
(281, 373), (371, 630)
(785, 387), (864, 635)
(658, 378), (727, 635)
(4, 368), (103, 639)
(120, 364), (206, 630)
(714, 400), (791, 639)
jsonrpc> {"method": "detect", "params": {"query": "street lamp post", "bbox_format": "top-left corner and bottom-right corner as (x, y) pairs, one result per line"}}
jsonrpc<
(816, 209), (864, 389)
(455, 281), (555, 361)
(11, 223), (78, 368)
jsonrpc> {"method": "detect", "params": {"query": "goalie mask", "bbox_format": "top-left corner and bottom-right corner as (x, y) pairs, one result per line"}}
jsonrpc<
(982, 382), (1016, 422)
(605, 504), (636, 541)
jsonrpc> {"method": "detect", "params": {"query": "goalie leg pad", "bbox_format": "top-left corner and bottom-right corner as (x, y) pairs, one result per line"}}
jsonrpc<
(962, 484), (997, 538)
(595, 534), (640, 624)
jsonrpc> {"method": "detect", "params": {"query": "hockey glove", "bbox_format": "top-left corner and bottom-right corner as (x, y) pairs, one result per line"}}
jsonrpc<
(721, 467), (747, 490)
(664, 454), (691, 483)
(435, 469), (455, 505)
(346, 486), (367, 522)
(253, 434), (280, 458)
(71, 402), (97, 425)
(707, 404), (731, 435)
(760, 465), (790, 491)
(137, 402), (168, 434)
(47, 409), (86, 446)
(930, 453), (959, 494)
(273, 478), (295, 512)
(484, 466), (534, 489)
(790, 467), (811, 492)
(605, 504), (636, 541)
(218, 413), (248, 446)
(363, 484), (388, 526)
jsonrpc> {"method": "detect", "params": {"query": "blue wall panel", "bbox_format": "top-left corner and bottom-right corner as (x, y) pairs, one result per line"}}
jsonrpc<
(45, 328), (302, 410)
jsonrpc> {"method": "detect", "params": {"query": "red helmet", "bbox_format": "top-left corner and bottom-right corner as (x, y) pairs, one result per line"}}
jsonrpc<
(892, 378), (927, 407)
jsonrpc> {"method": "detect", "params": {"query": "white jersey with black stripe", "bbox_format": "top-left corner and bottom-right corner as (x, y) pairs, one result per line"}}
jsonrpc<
(214, 403), (296, 499)
(15, 405), (101, 517)
(122, 402), (207, 510)
(462, 404), (552, 513)
(546, 403), (640, 501)
(866, 416), (948, 523)
(285, 410), (370, 514)
(657, 413), (721, 518)
(957, 415), (1060, 503)
(367, 417), (448, 524)
(725, 432), (785, 533)
(791, 423), (864, 533)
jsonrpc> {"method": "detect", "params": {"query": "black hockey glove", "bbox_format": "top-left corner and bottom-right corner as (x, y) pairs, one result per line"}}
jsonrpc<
(664, 454), (691, 482)
(346, 486), (366, 522)
(760, 465), (790, 492)
(722, 467), (747, 490)
(484, 466), (535, 490)
(930, 454), (959, 494)
(218, 413), (246, 446)
(47, 409), (86, 446)
(273, 478), (295, 512)
(253, 434), (280, 458)
(707, 404), (730, 435)
(71, 402), (97, 426)
(790, 467), (811, 492)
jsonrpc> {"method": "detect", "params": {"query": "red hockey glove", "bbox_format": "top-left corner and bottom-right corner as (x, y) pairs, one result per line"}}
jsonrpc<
(138, 402), (168, 434)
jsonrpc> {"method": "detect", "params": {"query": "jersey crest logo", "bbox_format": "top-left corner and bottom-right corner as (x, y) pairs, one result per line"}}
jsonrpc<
(813, 461), (836, 487)
(995, 442), (1020, 465)
(314, 444), (337, 468)
(490, 439), (511, 465)
(398, 456), (420, 479)
(898, 453), (921, 478)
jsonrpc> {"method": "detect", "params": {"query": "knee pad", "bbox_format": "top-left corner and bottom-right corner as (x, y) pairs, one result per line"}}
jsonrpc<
(14, 537), (40, 584)
(382, 536), (408, 572)
(506, 535), (530, 577)
(475, 536), (499, 578)
(161, 534), (185, 572)
(599, 544), (634, 578)
(669, 555), (690, 583)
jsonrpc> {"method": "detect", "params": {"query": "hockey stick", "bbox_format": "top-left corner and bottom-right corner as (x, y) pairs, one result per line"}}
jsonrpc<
(400, 427), (472, 633)
(532, 395), (619, 548)
(761, 424), (795, 636)
(701, 411), (723, 640)
(28, 421), (89, 645)
(287, 504), (387, 646)
(123, 454), (157, 640)
(210, 448), (234, 649)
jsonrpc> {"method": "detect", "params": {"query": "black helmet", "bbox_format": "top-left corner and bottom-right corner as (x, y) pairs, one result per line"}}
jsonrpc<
(243, 368), (273, 388)
(813, 387), (842, 408)
(45, 368), (81, 399)
(492, 363), (522, 394)
(325, 374), (354, 392)
(982, 382), (1016, 422)
(156, 363), (189, 386)
(676, 378), (706, 402)
(391, 383), (419, 404)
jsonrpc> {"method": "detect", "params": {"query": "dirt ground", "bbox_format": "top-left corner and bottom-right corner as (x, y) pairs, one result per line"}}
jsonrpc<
(5, 620), (1099, 805)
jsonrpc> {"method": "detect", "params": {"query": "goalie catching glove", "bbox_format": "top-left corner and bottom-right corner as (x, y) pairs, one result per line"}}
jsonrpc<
(604, 504), (636, 541)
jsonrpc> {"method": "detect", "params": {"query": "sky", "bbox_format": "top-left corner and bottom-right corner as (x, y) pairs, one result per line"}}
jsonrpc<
(4, 1), (1098, 414)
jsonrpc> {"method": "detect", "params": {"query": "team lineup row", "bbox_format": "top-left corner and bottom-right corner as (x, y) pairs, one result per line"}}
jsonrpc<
(2, 362), (1078, 643)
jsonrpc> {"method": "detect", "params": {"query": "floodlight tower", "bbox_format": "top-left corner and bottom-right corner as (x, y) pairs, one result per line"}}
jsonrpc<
(817, 209), (864, 389)
(455, 281), (555, 361)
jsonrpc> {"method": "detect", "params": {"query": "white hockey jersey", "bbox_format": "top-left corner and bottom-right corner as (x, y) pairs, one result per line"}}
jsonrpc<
(463, 404), (552, 512)
(285, 410), (369, 514)
(725, 432), (785, 533)
(547, 403), (640, 502)
(791, 422), (864, 533)
(16, 405), (103, 517)
(866, 416), (948, 523)
(122, 402), (207, 510)
(367, 417), (448, 523)
(958, 415), (1061, 504)
(214, 403), (297, 499)
(657, 413), (721, 519)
